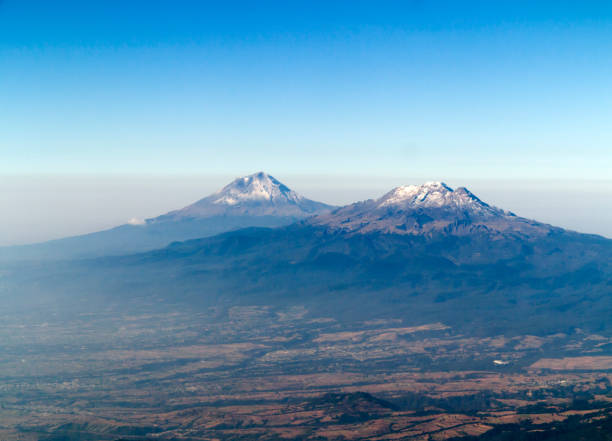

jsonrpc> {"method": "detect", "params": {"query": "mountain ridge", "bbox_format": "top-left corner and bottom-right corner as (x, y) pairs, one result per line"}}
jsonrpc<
(308, 181), (553, 238)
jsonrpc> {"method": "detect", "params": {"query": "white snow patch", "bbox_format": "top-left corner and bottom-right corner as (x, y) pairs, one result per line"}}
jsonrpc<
(377, 181), (502, 216)
(211, 172), (303, 206)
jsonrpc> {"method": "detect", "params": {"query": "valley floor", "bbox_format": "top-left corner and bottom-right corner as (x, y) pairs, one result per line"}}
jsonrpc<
(1, 303), (611, 441)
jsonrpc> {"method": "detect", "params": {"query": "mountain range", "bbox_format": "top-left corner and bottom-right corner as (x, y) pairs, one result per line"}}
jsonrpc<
(5, 172), (610, 335)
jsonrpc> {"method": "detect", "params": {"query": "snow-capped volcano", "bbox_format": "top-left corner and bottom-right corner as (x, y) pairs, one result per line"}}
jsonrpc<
(310, 181), (551, 237)
(153, 172), (334, 221)
(2, 172), (335, 261)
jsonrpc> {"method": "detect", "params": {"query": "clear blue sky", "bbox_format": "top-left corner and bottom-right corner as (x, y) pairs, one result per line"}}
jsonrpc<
(1, 0), (611, 178)
(1, 1), (612, 245)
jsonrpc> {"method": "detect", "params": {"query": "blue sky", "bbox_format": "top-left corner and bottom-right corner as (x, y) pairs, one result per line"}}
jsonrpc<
(1, 1), (612, 244)
(1, 0), (611, 178)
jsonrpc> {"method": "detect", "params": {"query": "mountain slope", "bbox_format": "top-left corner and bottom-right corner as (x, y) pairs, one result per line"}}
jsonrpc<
(0, 172), (334, 261)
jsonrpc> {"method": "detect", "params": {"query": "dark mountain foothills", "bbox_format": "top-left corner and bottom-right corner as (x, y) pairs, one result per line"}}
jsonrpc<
(35, 391), (612, 441)
(0, 172), (334, 261)
(146, 232), (608, 335)
(33, 392), (482, 441)
(452, 415), (612, 441)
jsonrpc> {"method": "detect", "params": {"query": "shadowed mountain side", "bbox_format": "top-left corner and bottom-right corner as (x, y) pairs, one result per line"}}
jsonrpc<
(8, 222), (611, 336)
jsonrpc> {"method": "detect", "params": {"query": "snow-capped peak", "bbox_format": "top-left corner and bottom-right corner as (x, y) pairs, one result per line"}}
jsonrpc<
(212, 172), (303, 206)
(152, 172), (334, 221)
(377, 181), (498, 214)
(379, 181), (453, 207)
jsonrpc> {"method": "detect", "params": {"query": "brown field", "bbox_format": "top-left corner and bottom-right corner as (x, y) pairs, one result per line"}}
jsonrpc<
(531, 356), (612, 370)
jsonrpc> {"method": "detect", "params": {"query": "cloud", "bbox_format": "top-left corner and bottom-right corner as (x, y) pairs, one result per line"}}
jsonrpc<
(127, 217), (146, 226)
